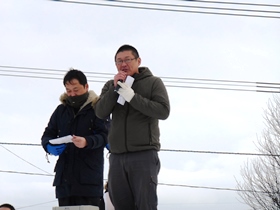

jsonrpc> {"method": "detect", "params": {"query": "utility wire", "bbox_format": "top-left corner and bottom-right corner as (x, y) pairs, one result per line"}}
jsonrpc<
(0, 65), (279, 93)
(5, 69), (268, 88)
(0, 142), (41, 146)
(0, 170), (260, 193)
(0, 145), (53, 175)
(0, 142), (278, 157)
(160, 148), (280, 157)
(1, 65), (279, 87)
(2, 141), (268, 196)
(0, 65), (113, 76)
(3, 68), (273, 89)
(0, 170), (53, 177)
(161, 75), (280, 86)
(0, 69), (111, 80)
(1, 65), (279, 86)
(178, 0), (280, 8)
(103, 0), (280, 14)
(50, 0), (280, 19)
(160, 182), (263, 193)
(16, 200), (57, 209)
(1, 72), (279, 93)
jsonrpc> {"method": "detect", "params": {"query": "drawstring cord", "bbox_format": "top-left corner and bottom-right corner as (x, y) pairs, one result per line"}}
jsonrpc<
(45, 152), (50, 163)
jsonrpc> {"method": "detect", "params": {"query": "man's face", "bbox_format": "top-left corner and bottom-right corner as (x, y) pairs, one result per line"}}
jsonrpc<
(115, 50), (141, 76)
(0, 208), (12, 210)
(65, 79), (88, 96)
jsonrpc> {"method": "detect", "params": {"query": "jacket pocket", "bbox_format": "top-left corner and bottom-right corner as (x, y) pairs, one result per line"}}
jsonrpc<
(78, 155), (102, 185)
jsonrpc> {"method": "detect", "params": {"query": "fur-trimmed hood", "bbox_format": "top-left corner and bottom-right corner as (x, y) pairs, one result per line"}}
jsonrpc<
(59, 90), (99, 109)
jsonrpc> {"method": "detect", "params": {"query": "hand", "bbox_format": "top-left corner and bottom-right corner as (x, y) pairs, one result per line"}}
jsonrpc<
(117, 81), (135, 102)
(72, 135), (87, 148)
(47, 144), (66, 156)
(114, 71), (127, 87)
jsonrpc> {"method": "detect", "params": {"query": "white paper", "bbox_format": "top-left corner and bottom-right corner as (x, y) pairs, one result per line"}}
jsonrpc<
(117, 76), (135, 105)
(49, 135), (73, 144)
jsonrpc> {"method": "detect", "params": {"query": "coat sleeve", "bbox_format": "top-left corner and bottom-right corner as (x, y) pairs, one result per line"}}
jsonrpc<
(95, 80), (119, 119)
(130, 77), (170, 120)
(84, 114), (110, 149)
(41, 105), (61, 153)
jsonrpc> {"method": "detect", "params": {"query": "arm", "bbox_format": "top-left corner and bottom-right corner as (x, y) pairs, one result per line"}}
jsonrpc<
(41, 106), (67, 156)
(82, 115), (109, 149)
(124, 78), (170, 120)
(41, 106), (60, 153)
(95, 80), (118, 119)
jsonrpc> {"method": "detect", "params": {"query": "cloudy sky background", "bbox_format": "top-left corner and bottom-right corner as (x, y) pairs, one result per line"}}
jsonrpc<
(0, 0), (280, 209)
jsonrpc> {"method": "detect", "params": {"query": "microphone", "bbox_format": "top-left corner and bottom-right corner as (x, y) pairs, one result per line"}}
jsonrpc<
(114, 79), (123, 92)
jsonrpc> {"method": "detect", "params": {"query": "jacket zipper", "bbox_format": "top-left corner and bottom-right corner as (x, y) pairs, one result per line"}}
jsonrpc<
(124, 105), (129, 152)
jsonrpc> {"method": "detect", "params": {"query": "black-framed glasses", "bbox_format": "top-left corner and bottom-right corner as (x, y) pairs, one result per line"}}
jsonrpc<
(115, 58), (136, 65)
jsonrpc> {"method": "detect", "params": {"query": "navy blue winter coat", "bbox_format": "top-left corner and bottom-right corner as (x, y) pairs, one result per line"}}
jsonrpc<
(41, 90), (109, 198)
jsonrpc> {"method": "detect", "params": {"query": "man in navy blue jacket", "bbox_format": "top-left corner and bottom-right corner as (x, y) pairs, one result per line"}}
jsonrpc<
(41, 69), (109, 207)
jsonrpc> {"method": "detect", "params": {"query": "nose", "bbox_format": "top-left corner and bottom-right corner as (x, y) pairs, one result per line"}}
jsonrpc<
(68, 92), (76, 97)
(121, 61), (127, 66)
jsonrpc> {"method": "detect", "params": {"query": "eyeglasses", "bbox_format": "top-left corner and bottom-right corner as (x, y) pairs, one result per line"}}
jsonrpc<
(115, 58), (136, 65)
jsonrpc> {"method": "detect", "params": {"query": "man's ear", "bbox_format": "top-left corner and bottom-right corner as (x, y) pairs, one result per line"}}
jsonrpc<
(137, 57), (141, 66)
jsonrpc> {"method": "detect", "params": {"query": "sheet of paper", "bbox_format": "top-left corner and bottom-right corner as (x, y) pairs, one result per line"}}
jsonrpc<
(117, 76), (135, 105)
(49, 135), (73, 144)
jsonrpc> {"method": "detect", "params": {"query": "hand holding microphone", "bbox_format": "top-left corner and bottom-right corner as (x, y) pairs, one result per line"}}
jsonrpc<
(114, 79), (123, 92)
(114, 71), (127, 91)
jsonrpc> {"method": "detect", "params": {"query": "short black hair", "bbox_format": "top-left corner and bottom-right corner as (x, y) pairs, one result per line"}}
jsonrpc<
(0, 203), (15, 210)
(63, 68), (87, 87)
(114, 44), (140, 61)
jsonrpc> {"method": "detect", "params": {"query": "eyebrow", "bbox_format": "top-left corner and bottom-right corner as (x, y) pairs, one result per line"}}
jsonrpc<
(66, 87), (79, 91)
(117, 56), (132, 60)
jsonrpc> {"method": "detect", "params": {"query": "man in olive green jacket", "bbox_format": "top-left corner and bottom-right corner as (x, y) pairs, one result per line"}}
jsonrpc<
(95, 44), (170, 210)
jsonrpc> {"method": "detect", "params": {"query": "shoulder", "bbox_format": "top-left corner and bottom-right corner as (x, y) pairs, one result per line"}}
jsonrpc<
(55, 103), (68, 113)
(88, 90), (99, 107)
(59, 92), (68, 104)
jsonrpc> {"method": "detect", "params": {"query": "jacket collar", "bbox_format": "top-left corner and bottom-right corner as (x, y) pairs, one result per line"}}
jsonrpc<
(59, 90), (99, 109)
(133, 66), (153, 81)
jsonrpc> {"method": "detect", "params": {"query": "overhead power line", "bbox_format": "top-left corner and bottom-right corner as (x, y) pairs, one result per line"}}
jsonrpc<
(0, 139), (274, 195)
(160, 182), (263, 193)
(16, 200), (57, 210)
(1, 72), (277, 93)
(178, 0), (280, 8)
(101, 0), (280, 14)
(50, 0), (280, 19)
(0, 170), (262, 193)
(0, 170), (53, 177)
(0, 141), (278, 157)
(161, 149), (280, 157)
(0, 145), (53, 175)
(0, 65), (279, 93)
(0, 143), (262, 195)
(105, 0), (280, 14)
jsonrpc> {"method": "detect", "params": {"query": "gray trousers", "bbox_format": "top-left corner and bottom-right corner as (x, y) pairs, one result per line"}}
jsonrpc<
(108, 150), (160, 210)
